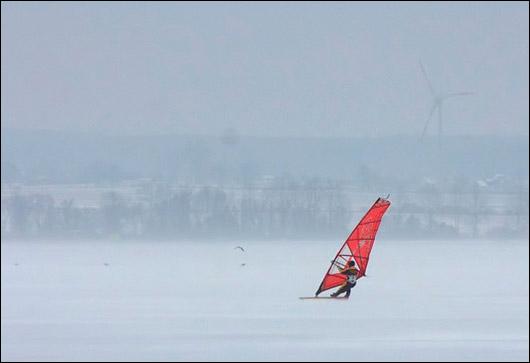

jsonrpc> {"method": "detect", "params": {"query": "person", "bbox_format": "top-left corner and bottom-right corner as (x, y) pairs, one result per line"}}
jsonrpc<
(330, 260), (359, 298)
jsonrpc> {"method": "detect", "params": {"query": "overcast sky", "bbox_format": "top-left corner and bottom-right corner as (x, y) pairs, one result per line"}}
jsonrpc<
(1, 2), (528, 137)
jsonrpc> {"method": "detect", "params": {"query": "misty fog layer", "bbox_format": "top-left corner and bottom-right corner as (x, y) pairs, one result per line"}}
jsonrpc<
(2, 130), (528, 241)
(2, 3), (528, 241)
(1, 2), (529, 137)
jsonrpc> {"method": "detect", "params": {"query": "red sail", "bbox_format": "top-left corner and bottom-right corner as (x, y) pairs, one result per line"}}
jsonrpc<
(315, 197), (391, 296)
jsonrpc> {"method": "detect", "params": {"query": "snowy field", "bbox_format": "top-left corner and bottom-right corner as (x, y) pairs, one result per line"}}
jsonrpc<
(1, 239), (528, 362)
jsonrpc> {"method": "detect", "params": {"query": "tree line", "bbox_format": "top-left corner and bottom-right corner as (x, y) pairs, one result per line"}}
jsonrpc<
(2, 182), (528, 240)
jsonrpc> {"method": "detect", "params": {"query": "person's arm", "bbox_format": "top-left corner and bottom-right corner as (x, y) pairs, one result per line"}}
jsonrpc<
(332, 261), (356, 274)
(332, 260), (345, 270)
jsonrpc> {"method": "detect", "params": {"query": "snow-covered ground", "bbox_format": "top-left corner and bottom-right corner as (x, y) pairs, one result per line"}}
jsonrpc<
(1, 239), (528, 361)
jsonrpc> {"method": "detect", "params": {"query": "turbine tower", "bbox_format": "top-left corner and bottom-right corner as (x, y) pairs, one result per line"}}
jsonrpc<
(419, 61), (473, 149)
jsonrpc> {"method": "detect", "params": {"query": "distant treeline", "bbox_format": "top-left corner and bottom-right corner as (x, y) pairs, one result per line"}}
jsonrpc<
(2, 186), (349, 240)
(2, 181), (528, 240)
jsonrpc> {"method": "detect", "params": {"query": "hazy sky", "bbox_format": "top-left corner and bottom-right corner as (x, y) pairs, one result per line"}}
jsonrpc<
(2, 2), (528, 137)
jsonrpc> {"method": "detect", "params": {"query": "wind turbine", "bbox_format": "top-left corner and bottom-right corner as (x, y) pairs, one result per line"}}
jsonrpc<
(419, 61), (473, 149)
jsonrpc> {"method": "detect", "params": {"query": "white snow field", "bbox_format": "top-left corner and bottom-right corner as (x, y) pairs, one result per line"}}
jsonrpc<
(1, 239), (528, 362)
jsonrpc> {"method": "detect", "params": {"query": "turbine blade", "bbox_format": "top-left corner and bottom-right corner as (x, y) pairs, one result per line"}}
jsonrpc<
(437, 104), (443, 149)
(421, 103), (437, 139)
(419, 61), (435, 96)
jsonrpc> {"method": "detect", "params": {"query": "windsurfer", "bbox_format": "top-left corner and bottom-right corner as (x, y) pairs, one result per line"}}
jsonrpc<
(330, 260), (359, 298)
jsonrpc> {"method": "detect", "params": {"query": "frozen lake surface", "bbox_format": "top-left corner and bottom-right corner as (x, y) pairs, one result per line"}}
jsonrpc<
(1, 239), (528, 361)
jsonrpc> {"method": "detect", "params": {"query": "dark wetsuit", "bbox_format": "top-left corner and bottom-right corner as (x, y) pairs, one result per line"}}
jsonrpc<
(331, 267), (359, 298)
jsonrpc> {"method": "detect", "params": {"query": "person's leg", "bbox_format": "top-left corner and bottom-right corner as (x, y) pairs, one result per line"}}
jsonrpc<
(345, 282), (356, 298)
(331, 284), (347, 297)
